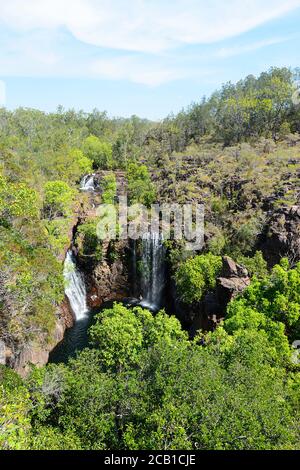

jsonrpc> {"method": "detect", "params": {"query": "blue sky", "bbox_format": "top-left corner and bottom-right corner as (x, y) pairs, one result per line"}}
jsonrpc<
(0, 0), (300, 120)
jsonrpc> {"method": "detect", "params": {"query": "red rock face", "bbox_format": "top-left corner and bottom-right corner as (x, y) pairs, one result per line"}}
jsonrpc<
(12, 314), (67, 377)
(87, 286), (101, 308)
(60, 298), (75, 329)
(216, 262), (251, 310)
(5, 299), (75, 377)
(87, 251), (130, 308)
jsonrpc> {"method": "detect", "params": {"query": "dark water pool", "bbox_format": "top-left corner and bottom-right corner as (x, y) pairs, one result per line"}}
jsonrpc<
(48, 305), (106, 364)
(48, 299), (159, 364)
(49, 316), (92, 364)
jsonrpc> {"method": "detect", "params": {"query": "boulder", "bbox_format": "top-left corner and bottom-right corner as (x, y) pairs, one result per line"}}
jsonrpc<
(13, 345), (50, 377)
(216, 256), (250, 308)
(220, 256), (248, 278)
(188, 256), (250, 336)
(91, 258), (129, 306)
(259, 205), (300, 267)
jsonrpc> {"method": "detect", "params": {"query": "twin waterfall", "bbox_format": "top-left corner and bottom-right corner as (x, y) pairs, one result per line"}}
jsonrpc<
(54, 176), (167, 363)
(63, 232), (166, 324)
(79, 174), (167, 312)
(63, 251), (88, 321)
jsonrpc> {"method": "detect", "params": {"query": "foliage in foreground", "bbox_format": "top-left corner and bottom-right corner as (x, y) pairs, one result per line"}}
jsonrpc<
(1, 260), (300, 451)
(175, 253), (222, 304)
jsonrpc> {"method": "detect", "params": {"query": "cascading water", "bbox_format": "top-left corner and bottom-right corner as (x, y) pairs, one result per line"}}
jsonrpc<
(49, 250), (90, 363)
(135, 232), (166, 311)
(63, 251), (88, 321)
(80, 174), (95, 192)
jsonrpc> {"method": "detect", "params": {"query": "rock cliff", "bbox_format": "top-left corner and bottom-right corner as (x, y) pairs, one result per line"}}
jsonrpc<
(2, 300), (73, 377)
(86, 240), (130, 308)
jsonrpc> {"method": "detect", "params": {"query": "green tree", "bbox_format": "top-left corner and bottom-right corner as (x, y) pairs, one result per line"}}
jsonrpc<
(75, 218), (102, 263)
(0, 172), (40, 220)
(175, 253), (222, 304)
(213, 68), (295, 144)
(89, 303), (186, 371)
(127, 163), (156, 207)
(83, 136), (113, 169)
(0, 367), (31, 450)
(43, 181), (76, 219)
(30, 427), (82, 450)
(237, 251), (268, 279)
(28, 303), (299, 450)
(101, 173), (117, 204)
(227, 260), (300, 339)
(68, 149), (93, 178)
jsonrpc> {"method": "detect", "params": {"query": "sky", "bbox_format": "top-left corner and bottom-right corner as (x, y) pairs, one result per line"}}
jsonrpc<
(0, 0), (300, 120)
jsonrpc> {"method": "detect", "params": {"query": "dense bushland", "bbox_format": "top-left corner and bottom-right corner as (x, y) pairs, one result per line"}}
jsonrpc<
(1, 261), (300, 450)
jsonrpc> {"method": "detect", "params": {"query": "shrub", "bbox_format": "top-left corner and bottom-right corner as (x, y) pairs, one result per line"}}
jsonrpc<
(175, 253), (222, 304)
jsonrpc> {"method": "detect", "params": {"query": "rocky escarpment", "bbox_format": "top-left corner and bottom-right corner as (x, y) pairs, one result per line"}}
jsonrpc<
(174, 256), (251, 336)
(0, 205), (82, 375)
(258, 205), (300, 267)
(216, 256), (251, 308)
(8, 207), (85, 375)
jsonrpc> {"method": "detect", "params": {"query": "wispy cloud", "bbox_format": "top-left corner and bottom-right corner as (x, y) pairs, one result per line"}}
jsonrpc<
(215, 36), (293, 59)
(1, 0), (300, 53)
(90, 56), (188, 86)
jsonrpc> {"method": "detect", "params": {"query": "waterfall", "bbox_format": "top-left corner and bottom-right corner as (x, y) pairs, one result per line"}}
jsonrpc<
(137, 232), (166, 311)
(80, 174), (95, 192)
(63, 251), (88, 321)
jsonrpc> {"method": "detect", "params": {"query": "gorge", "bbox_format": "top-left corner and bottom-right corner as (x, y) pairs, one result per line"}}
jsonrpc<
(50, 219), (169, 362)
(49, 172), (259, 364)
(49, 139), (300, 363)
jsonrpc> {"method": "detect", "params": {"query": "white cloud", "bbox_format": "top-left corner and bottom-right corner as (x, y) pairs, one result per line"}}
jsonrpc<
(216, 37), (292, 59)
(0, 29), (63, 76)
(0, 0), (300, 53)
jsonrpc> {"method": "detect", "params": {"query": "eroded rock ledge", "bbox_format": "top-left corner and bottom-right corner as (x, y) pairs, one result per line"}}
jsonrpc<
(259, 205), (300, 267)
